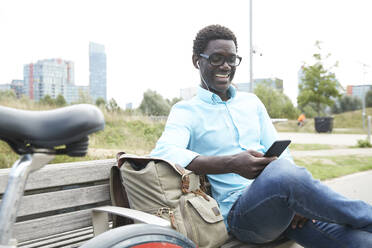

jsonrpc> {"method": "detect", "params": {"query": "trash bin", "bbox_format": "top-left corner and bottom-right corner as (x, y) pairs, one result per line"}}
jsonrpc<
(314, 117), (334, 133)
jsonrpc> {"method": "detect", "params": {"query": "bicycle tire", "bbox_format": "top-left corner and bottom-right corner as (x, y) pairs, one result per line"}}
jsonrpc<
(80, 224), (196, 248)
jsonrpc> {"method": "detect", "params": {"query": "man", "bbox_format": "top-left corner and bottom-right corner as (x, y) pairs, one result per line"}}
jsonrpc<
(151, 24), (372, 247)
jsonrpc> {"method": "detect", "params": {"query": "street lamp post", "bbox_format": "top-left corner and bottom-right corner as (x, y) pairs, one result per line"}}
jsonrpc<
(249, 0), (253, 93)
(363, 88), (366, 130)
(359, 62), (370, 130)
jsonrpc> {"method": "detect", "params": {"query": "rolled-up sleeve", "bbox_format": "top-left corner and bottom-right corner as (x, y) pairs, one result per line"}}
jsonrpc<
(150, 103), (200, 167)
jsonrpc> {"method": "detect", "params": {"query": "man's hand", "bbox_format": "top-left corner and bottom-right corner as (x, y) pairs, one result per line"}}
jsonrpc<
(291, 214), (316, 229)
(230, 150), (277, 179)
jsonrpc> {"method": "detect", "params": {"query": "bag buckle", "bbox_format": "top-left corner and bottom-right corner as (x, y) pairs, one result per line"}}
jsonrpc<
(181, 174), (190, 193)
(156, 207), (176, 229)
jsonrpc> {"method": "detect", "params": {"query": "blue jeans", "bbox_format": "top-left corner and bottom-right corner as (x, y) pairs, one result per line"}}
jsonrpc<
(227, 159), (372, 247)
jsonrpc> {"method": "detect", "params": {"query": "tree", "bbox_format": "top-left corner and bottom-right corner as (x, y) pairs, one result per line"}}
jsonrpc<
(299, 104), (318, 118)
(106, 98), (122, 112)
(75, 90), (93, 104)
(40, 95), (55, 106)
(139, 90), (171, 116)
(95, 97), (106, 107)
(55, 94), (67, 107)
(254, 84), (299, 119)
(0, 90), (16, 102)
(366, 90), (372, 108)
(166, 97), (182, 107)
(332, 95), (362, 114)
(297, 41), (340, 116)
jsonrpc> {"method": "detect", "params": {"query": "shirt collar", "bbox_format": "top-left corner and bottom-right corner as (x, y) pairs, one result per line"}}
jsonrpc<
(197, 85), (237, 104)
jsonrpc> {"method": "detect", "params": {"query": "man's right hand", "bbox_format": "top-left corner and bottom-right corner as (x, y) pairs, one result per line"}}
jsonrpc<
(230, 150), (277, 179)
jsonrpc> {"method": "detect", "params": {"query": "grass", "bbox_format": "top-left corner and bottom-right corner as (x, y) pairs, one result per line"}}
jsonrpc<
(0, 141), (19, 169)
(289, 143), (348, 151)
(333, 108), (372, 129)
(90, 114), (164, 154)
(0, 140), (115, 169)
(274, 119), (316, 133)
(274, 107), (372, 134)
(295, 156), (372, 180)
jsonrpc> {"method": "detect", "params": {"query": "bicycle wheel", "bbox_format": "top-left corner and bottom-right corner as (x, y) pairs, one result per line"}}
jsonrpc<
(80, 224), (196, 248)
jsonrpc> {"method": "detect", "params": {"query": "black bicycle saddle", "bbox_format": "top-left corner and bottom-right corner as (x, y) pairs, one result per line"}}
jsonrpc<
(0, 104), (105, 156)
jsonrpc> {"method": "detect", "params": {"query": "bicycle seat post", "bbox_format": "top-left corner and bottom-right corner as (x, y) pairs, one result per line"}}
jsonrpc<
(0, 153), (54, 247)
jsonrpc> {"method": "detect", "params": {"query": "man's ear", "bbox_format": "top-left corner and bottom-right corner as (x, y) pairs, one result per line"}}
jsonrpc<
(192, 54), (199, 69)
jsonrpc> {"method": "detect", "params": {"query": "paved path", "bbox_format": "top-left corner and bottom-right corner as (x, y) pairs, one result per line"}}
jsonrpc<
(278, 132), (367, 146)
(324, 169), (372, 205)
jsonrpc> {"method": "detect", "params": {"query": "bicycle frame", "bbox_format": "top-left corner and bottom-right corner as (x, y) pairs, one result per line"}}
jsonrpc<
(0, 152), (55, 247)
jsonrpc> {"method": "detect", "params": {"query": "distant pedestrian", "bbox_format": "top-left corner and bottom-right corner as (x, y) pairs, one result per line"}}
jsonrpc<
(297, 113), (306, 127)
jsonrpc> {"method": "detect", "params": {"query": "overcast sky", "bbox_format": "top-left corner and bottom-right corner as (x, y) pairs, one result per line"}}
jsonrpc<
(1, 0), (372, 107)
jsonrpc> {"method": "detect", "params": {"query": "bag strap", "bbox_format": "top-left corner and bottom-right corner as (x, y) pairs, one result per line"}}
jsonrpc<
(109, 160), (134, 227)
(117, 153), (188, 175)
(116, 153), (206, 194)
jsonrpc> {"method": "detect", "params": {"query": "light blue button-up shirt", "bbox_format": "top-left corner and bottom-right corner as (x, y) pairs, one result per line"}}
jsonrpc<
(150, 86), (292, 226)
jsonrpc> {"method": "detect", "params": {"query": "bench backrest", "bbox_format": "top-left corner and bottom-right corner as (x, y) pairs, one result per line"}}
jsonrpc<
(0, 159), (115, 246)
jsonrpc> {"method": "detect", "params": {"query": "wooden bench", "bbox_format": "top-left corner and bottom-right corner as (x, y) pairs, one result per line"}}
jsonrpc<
(0, 159), (309, 248)
(0, 159), (114, 248)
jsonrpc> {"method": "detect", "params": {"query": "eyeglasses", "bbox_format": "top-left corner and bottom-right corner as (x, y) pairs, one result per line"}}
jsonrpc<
(199, 53), (242, 67)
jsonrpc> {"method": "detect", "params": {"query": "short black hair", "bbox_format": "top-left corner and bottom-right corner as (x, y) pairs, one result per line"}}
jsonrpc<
(193, 24), (238, 56)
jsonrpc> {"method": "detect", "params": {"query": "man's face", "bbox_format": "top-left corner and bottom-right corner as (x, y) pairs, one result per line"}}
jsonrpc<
(198, 39), (237, 96)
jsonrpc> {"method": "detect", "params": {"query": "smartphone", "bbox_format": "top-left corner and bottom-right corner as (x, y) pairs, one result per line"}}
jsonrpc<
(264, 140), (291, 157)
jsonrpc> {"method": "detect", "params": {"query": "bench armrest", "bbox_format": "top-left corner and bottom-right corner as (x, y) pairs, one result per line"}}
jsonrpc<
(91, 206), (171, 236)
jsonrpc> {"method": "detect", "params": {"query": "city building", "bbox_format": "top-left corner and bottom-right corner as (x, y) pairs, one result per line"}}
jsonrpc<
(0, 80), (25, 99)
(65, 84), (89, 103)
(126, 102), (133, 110)
(89, 42), (107, 102)
(254, 78), (283, 92)
(236, 78), (283, 93)
(346, 85), (372, 101)
(23, 58), (75, 102)
(180, 87), (197, 100)
(10, 80), (24, 98)
(0, 84), (11, 91)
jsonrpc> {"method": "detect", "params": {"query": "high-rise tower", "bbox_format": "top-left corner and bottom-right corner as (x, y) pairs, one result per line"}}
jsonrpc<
(89, 42), (107, 102)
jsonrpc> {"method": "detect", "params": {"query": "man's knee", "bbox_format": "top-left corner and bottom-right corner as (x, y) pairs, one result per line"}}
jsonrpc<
(259, 159), (311, 188)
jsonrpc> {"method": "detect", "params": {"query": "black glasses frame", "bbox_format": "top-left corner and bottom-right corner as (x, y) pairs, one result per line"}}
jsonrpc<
(199, 53), (242, 67)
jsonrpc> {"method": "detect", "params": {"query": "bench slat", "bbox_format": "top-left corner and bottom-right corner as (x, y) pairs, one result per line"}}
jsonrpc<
(14, 209), (93, 242)
(16, 184), (110, 217)
(19, 227), (92, 247)
(19, 228), (93, 248)
(0, 159), (115, 193)
(34, 234), (92, 248)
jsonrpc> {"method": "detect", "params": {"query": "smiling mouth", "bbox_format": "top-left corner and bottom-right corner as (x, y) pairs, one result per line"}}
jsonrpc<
(215, 73), (230, 78)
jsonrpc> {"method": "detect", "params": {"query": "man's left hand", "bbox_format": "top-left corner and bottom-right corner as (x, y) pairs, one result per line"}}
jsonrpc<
(291, 214), (315, 229)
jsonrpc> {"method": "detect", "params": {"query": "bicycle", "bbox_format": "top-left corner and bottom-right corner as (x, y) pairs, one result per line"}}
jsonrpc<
(0, 104), (196, 248)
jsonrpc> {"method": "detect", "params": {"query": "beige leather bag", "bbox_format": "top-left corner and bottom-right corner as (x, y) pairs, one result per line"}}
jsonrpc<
(116, 153), (229, 248)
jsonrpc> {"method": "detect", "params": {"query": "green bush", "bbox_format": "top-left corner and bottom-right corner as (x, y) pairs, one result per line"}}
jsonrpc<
(357, 139), (372, 148)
